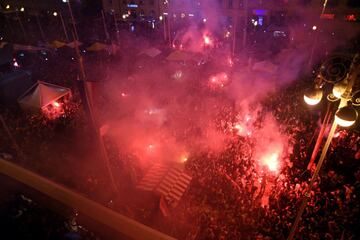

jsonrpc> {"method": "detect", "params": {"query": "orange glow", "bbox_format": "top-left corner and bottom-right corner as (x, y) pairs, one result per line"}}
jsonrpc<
(148, 144), (154, 150)
(335, 115), (356, 127)
(204, 36), (210, 45)
(228, 57), (233, 67)
(345, 14), (357, 22)
(304, 95), (321, 105)
(181, 154), (188, 162)
(263, 152), (279, 172)
(234, 123), (243, 132)
(53, 101), (60, 108)
(203, 35), (212, 46)
(209, 72), (229, 89)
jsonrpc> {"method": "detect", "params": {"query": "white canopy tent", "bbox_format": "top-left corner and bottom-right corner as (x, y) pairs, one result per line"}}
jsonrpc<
(18, 81), (71, 111)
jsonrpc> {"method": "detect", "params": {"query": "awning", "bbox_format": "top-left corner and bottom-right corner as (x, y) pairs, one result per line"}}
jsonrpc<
(51, 40), (67, 49)
(87, 42), (107, 52)
(13, 44), (47, 52)
(66, 40), (83, 48)
(137, 163), (192, 206)
(139, 47), (162, 58)
(166, 50), (193, 62)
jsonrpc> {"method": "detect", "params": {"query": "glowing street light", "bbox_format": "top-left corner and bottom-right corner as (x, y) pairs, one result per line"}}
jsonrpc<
(332, 80), (347, 99)
(290, 54), (360, 240)
(6, 4), (10, 9)
(312, 25), (317, 31)
(53, 11), (58, 17)
(303, 88), (323, 105)
(335, 105), (358, 127)
(20, 7), (24, 12)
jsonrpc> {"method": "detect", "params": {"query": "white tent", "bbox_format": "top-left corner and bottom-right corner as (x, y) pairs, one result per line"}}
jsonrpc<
(139, 47), (162, 58)
(18, 81), (71, 111)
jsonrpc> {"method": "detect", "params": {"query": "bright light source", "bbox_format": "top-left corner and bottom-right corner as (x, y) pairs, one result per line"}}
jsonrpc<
(312, 25), (317, 31)
(20, 7), (24, 12)
(159, 15), (163, 21)
(304, 95), (321, 105)
(6, 4), (10, 9)
(53, 101), (60, 108)
(332, 81), (347, 99)
(53, 11), (58, 16)
(267, 154), (279, 171)
(13, 59), (19, 67)
(262, 152), (280, 172)
(335, 106), (358, 127)
(304, 88), (323, 105)
(204, 36), (210, 45)
(203, 18), (207, 23)
(62, 0), (68, 3)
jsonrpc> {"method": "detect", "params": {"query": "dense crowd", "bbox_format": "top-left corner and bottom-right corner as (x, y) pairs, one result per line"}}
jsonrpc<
(1, 27), (360, 240)
(0, 193), (98, 240)
(172, 80), (360, 239)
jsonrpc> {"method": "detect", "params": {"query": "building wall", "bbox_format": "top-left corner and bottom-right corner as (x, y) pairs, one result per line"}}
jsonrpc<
(102, 0), (360, 24)
(0, 0), (65, 14)
(103, 0), (163, 19)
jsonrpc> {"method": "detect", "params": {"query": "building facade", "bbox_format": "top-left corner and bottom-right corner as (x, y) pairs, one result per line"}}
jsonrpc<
(102, 0), (360, 24)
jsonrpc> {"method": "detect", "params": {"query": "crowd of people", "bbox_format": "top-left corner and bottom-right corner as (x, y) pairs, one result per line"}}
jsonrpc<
(1, 19), (360, 240)
(0, 193), (99, 240)
(168, 79), (360, 239)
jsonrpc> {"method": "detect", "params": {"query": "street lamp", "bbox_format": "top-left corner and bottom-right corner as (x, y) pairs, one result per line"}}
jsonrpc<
(304, 88), (323, 105)
(335, 105), (358, 127)
(288, 54), (360, 240)
(332, 80), (347, 99)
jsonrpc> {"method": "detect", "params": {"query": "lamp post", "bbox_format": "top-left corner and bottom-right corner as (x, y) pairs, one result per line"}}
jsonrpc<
(287, 54), (360, 240)
(66, 0), (119, 195)
(308, 0), (330, 69)
(58, 11), (70, 42)
(15, 9), (27, 42)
